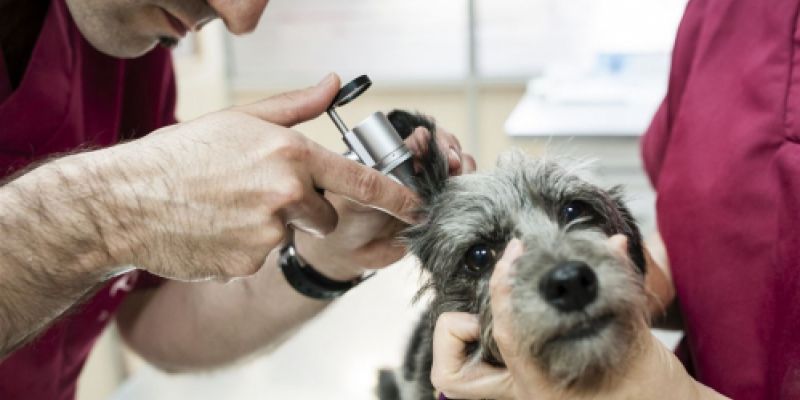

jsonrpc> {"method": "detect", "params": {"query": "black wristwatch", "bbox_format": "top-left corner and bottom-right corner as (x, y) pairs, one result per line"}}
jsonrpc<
(278, 240), (368, 300)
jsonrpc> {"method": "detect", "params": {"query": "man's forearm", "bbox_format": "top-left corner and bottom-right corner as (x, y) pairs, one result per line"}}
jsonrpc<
(0, 154), (123, 358)
(117, 248), (331, 371)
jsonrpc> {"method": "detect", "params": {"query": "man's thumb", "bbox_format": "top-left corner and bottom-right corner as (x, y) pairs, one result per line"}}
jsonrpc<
(235, 73), (340, 127)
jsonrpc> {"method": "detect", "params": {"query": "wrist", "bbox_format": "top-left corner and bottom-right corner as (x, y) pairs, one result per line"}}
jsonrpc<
(66, 143), (176, 270)
(278, 240), (367, 300)
(293, 234), (363, 281)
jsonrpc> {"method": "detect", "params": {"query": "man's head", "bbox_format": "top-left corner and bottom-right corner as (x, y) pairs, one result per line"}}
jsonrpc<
(65, 0), (269, 58)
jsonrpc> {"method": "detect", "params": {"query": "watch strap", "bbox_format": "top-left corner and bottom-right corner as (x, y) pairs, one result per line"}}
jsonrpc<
(278, 241), (364, 300)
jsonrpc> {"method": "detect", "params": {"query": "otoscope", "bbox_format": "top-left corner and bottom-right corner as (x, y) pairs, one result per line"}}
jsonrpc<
(326, 75), (415, 188)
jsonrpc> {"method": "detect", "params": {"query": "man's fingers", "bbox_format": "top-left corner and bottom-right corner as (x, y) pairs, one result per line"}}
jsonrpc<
(309, 145), (419, 224)
(490, 239), (524, 360)
(434, 312), (481, 350)
(436, 127), (464, 175)
(609, 234), (676, 315)
(608, 234), (629, 258)
(445, 148), (462, 175)
(488, 239), (556, 398)
(404, 127), (432, 156)
(431, 312), (483, 388)
(404, 125), (476, 177)
(283, 189), (338, 238)
(234, 73), (341, 127)
(431, 312), (515, 400)
(462, 154), (477, 174)
(405, 127), (431, 174)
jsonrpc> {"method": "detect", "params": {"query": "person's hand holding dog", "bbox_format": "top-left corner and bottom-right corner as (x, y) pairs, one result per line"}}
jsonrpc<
(431, 237), (728, 400)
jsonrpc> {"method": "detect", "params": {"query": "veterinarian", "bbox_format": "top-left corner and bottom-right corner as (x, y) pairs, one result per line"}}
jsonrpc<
(0, 1), (472, 398)
(431, 0), (800, 399)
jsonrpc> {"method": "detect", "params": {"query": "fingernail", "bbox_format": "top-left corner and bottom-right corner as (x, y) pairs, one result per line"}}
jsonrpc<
(448, 148), (461, 166)
(317, 73), (335, 86)
(608, 234), (628, 255)
(506, 239), (523, 256)
(413, 127), (431, 141)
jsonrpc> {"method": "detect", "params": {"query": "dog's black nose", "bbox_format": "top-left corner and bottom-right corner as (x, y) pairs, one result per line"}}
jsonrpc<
(540, 261), (598, 312)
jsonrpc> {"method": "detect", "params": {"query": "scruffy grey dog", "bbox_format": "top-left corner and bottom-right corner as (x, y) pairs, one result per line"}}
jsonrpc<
(380, 111), (650, 399)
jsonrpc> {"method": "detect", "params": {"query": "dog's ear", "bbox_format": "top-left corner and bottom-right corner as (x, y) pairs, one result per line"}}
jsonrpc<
(606, 186), (646, 275)
(388, 109), (436, 140)
(387, 110), (449, 204)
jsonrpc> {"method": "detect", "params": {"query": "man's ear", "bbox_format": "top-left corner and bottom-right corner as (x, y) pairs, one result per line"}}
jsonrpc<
(607, 186), (646, 275)
(387, 110), (449, 205)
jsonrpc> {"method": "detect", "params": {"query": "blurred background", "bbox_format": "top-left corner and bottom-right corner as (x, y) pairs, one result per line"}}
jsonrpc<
(77, 0), (688, 398)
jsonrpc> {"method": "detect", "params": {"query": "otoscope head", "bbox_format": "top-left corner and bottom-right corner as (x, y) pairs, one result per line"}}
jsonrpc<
(327, 75), (372, 134)
(328, 75), (415, 189)
(330, 75), (372, 109)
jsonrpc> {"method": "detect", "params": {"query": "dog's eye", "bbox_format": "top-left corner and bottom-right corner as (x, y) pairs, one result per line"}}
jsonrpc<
(562, 201), (590, 223)
(464, 243), (497, 275)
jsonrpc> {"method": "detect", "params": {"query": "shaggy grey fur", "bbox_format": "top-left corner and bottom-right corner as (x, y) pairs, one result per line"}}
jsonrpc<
(378, 111), (649, 400)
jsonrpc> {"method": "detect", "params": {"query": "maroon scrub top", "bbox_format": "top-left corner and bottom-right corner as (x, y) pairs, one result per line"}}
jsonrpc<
(643, 0), (800, 398)
(0, 0), (174, 398)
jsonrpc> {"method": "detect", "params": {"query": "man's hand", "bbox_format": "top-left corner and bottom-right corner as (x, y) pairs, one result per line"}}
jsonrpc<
(0, 73), (425, 358)
(72, 73), (422, 281)
(114, 109), (476, 370)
